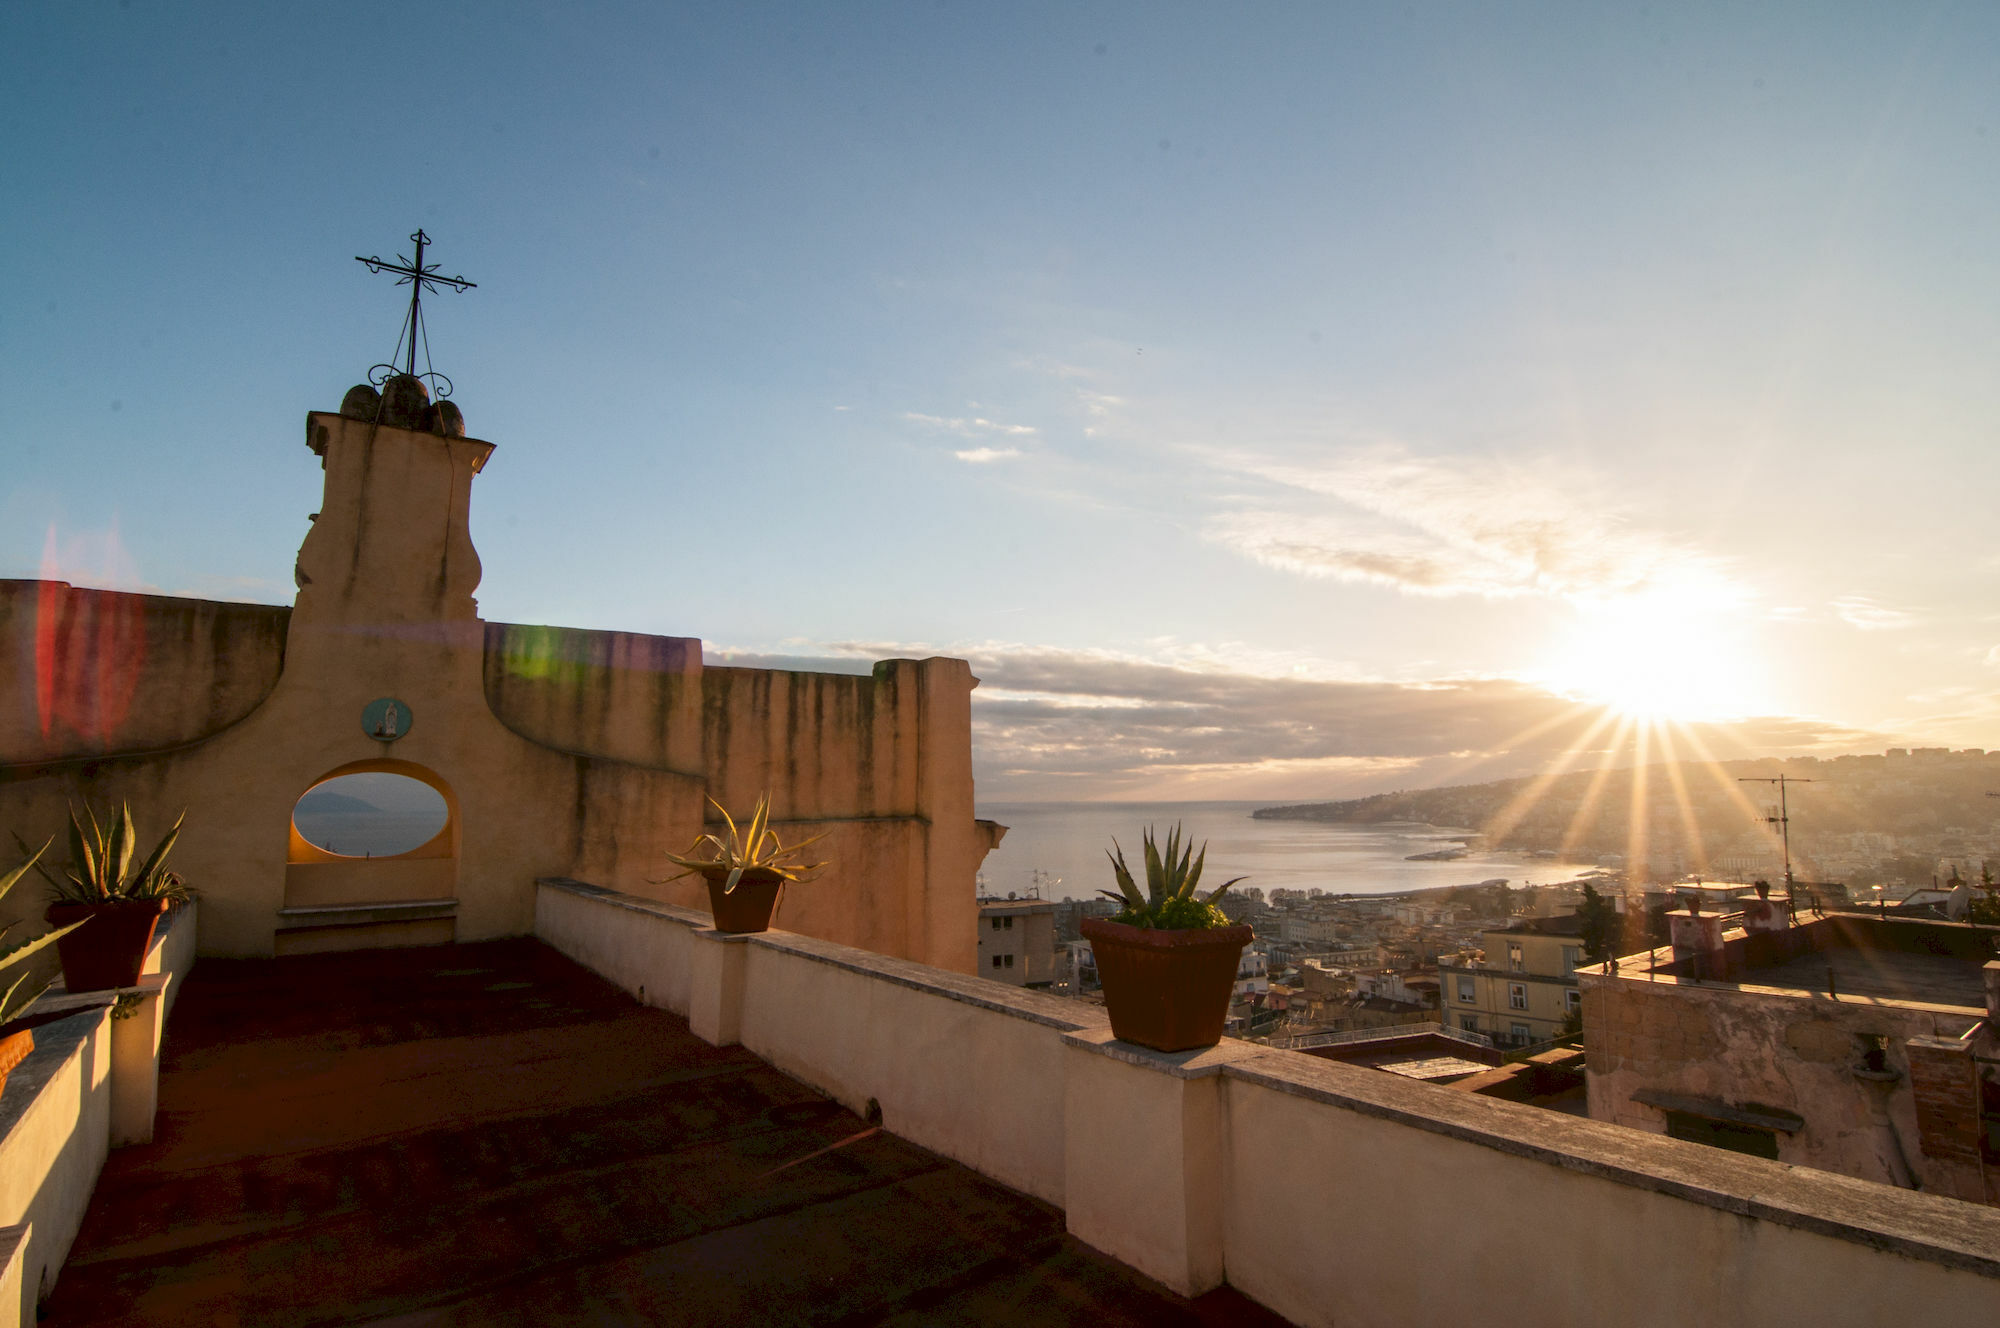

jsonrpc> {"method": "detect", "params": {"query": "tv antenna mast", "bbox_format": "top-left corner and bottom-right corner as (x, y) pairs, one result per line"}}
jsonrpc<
(1739, 775), (1813, 896)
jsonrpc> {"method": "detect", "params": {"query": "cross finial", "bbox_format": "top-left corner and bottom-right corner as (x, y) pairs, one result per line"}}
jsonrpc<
(355, 229), (477, 386)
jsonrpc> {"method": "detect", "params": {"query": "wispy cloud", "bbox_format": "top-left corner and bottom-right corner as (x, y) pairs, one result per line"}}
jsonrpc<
(903, 411), (1037, 438)
(954, 447), (1022, 464)
(1832, 596), (1916, 631)
(1199, 444), (1736, 604)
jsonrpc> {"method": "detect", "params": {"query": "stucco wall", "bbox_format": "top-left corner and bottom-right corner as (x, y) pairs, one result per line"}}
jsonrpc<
(0, 1009), (111, 1324)
(1581, 968), (1981, 1190)
(482, 622), (702, 774)
(535, 879), (2000, 1326)
(0, 580), (288, 767)
(1220, 1055), (2000, 1327)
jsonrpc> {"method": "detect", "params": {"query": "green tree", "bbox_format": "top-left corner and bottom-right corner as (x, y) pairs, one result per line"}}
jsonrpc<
(1576, 881), (1619, 963)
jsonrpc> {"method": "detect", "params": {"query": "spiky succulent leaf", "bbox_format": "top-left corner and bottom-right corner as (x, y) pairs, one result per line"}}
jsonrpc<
(0, 840), (51, 904)
(1203, 876), (1246, 907)
(1142, 830), (1167, 909)
(1178, 843), (1207, 900)
(1106, 842), (1146, 912)
(656, 793), (831, 888)
(130, 810), (184, 895)
(68, 807), (100, 899)
(1105, 823), (1248, 930)
(0, 918), (83, 975)
(107, 803), (135, 893)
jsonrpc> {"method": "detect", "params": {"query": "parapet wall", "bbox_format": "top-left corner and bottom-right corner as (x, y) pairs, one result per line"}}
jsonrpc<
(482, 622), (703, 773)
(0, 580), (289, 768)
(701, 664), (919, 818)
(536, 879), (2000, 1327)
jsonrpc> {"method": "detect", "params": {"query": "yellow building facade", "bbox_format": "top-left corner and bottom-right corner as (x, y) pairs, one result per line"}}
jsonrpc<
(1439, 916), (1585, 1046)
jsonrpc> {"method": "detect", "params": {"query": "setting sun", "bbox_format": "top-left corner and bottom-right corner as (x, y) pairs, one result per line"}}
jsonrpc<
(1540, 580), (1766, 722)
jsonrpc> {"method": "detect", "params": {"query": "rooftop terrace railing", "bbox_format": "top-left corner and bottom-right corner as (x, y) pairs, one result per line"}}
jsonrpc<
(535, 878), (2000, 1326)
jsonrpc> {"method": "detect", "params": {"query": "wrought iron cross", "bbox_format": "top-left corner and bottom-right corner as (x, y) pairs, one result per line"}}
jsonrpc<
(355, 229), (476, 378)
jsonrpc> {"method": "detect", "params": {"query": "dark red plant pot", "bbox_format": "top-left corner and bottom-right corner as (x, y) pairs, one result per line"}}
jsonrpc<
(0, 1028), (32, 1102)
(1081, 918), (1254, 1053)
(702, 869), (786, 934)
(45, 898), (170, 992)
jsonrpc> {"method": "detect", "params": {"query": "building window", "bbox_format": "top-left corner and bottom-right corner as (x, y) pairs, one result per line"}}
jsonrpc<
(1563, 946), (1581, 973)
(1003, 954), (1014, 968)
(1566, 989), (1582, 1013)
(990, 918), (1002, 931)
(1004, 916), (1014, 930)
(1663, 1112), (1779, 1161)
(1507, 944), (1525, 972)
(1456, 976), (1475, 1004)
(1508, 983), (1528, 1010)
(1460, 1016), (1479, 1032)
(1511, 1023), (1531, 1043)
(991, 955), (1003, 969)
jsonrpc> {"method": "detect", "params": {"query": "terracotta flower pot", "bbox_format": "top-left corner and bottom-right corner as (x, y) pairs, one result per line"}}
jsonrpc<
(45, 898), (170, 992)
(0, 1028), (32, 1101)
(702, 868), (787, 934)
(1082, 918), (1254, 1053)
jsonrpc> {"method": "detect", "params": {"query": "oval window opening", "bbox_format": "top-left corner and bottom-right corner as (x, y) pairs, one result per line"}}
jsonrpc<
(293, 773), (448, 858)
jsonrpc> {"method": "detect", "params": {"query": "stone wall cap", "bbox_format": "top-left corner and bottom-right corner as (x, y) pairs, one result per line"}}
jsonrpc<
(748, 926), (1104, 1033)
(1222, 1047), (2000, 1278)
(0, 1006), (110, 1149)
(1061, 1025), (1269, 1078)
(538, 877), (1103, 1032)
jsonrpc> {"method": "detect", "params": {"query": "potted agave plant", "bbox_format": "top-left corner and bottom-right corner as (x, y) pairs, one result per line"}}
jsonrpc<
(660, 794), (827, 934)
(27, 803), (192, 993)
(1082, 824), (1252, 1053)
(0, 843), (86, 1096)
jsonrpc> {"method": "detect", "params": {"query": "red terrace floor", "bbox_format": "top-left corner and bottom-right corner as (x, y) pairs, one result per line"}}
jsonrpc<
(43, 938), (1293, 1327)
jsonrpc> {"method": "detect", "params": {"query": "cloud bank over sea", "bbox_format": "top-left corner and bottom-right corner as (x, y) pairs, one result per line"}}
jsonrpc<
(706, 642), (1883, 802)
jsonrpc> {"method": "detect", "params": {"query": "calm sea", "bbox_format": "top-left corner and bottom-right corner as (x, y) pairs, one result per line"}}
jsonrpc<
(973, 801), (1597, 903)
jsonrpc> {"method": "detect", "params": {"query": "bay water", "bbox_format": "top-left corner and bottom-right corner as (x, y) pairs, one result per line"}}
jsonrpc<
(973, 801), (1597, 903)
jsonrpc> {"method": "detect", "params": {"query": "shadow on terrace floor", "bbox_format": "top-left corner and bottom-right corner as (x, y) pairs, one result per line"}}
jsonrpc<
(42, 938), (1291, 1327)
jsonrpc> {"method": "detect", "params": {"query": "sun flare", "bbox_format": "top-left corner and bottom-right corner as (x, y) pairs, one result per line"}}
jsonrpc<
(1540, 579), (1765, 722)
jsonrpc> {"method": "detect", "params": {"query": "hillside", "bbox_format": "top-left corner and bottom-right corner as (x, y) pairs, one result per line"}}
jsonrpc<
(1256, 747), (2000, 885)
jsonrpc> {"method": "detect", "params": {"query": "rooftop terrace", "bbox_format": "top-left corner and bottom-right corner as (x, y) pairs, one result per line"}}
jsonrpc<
(1612, 911), (1997, 1012)
(40, 940), (1283, 1327)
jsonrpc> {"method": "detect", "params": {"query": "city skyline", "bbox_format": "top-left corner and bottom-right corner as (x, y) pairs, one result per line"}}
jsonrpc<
(8, 4), (1999, 799)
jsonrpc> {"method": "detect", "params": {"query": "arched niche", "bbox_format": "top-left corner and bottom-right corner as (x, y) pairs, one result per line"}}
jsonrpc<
(280, 759), (461, 952)
(288, 760), (458, 864)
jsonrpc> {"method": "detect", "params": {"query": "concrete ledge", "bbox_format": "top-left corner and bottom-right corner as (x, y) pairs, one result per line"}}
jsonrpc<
(276, 897), (459, 928)
(1221, 1042), (2000, 1281)
(1062, 1026), (1267, 1078)
(748, 925), (1099, 1032)
(0, 1008), (111, 1326)
(0, 1223), (26, 1328)
(537, 877), (1095, 1033)
(536, 876), (2000, 1323)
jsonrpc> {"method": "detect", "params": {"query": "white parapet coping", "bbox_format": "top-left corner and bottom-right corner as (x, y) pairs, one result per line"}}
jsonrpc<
(0, 1008), (109, 1328)
(536, 879), (2000, 1324)
(0, 899), (199, 1326)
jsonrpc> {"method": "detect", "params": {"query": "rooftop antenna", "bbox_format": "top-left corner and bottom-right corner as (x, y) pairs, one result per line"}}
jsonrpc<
(355, 229), (476, 399)
(1739, 775), (1813, 899)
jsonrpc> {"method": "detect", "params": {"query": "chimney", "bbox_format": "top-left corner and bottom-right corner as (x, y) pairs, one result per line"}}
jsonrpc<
(1742, 879), (1790, 934)
(1669, 893), (1725, 963)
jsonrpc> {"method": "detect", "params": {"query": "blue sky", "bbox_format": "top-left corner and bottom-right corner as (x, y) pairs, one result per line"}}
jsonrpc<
(7, 4), (1999, 798)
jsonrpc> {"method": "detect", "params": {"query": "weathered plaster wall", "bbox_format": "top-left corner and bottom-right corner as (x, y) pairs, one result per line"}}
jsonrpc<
(1, 407), (989, 972)
(1581, 970), (1980, 1191)
(482, 623), (702, 773)
(0, 580), (288, 766)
